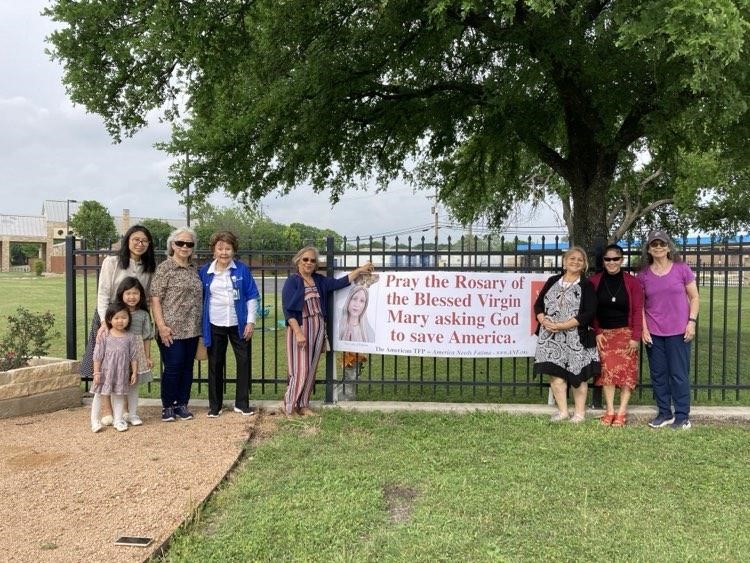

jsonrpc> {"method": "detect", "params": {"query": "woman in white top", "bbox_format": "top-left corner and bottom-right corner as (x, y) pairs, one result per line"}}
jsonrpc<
(198, 231), (260, 417)
(81, 225), (156, 423)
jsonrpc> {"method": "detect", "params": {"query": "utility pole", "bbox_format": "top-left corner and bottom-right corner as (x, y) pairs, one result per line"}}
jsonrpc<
(185, 154), (191, 227)
(427, 185), (439, 244)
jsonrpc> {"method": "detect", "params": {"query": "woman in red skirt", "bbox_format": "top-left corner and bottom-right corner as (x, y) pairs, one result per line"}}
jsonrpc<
(590, 244), (643, 426)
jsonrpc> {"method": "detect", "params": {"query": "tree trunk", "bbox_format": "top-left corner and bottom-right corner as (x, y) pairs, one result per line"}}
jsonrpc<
(569, 176), (609, 260)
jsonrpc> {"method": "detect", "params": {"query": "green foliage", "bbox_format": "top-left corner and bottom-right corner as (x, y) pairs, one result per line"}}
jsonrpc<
(10, 243), (40, 266)
(192, 203), (342, 251)
(69, 200), (117, 246)
(139, 218), (173, 248)
(33, 260), (44, 277)
(0, 307), (58, 371)
(44, 1), (750, 248)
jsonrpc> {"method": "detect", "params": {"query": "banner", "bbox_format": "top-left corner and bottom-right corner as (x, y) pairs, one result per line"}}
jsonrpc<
(332, 271), (549, 358)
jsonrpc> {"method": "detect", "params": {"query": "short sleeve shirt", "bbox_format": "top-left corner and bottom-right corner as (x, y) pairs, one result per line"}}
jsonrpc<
(639, 262), (695, 336)
(150, 258), (202, 339)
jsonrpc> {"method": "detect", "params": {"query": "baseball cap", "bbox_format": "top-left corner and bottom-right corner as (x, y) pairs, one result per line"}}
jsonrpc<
(646, 230), (671, 246)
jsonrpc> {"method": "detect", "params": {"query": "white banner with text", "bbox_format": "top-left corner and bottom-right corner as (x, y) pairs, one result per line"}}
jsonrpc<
(332, 271), (550, 358)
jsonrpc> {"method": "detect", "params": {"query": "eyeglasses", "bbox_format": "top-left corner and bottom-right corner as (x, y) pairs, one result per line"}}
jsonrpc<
(649, 240), (667, 248)
(131, 238), (149, 246)
(300, 257), (316, 263)
(173, 240), (195, 248)
(603, 257), (622, 262)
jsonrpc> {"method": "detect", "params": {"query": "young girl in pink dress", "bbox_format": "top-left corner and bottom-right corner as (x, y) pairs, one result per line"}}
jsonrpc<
(90, 303), (139, 433)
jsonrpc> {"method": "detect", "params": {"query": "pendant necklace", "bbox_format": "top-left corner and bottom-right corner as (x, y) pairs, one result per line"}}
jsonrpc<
(603, 275), (623, 303)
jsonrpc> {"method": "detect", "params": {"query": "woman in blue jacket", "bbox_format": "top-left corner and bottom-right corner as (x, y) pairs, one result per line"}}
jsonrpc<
(281, 246), (373, 415)
(199, 231), (260, 417)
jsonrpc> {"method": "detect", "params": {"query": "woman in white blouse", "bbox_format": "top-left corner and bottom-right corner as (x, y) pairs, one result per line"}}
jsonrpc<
(198, 231), (261, 417)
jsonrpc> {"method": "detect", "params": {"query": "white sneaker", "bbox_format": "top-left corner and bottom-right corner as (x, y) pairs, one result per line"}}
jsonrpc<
(113, 420), (128, 432)
(91, 422), (103, 433)
(101, 415), (114, 426)
(128, 414), (143, 426)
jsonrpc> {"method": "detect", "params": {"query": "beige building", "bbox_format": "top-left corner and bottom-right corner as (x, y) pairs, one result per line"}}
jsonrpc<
(0, 200), (186, 273)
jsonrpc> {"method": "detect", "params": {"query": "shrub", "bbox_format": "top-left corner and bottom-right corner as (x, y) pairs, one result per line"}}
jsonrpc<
(0, 308), (58, 371)
(34, 260), (44, 276)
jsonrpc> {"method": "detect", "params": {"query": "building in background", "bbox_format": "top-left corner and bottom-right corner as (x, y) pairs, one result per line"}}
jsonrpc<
(0, 201), (186, 273)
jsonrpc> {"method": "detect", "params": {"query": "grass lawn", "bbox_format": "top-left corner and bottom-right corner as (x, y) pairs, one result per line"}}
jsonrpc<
(161, 410), (750, 561)
(2, 272), (749, 405)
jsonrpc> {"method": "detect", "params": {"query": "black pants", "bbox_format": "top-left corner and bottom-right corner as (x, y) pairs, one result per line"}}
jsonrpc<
(207, 324), (250, 412)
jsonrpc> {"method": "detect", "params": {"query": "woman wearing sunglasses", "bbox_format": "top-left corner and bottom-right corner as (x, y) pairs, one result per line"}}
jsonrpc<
(589, 244), (643, 427)
(150, 227), (202, 422)
(281, 246), (374, 416)
(639, 230), (699, 430)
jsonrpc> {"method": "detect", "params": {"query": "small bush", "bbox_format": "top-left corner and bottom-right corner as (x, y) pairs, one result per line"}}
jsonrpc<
(34, 260), (44, 276)
(0, 308), (58, 371)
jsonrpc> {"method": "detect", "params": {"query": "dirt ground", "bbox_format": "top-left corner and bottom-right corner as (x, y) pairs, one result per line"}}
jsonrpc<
(0, 405), (256, 563)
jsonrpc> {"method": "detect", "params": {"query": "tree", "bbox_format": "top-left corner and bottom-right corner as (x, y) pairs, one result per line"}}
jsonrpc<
(46, 1), (750, 249)
(139, 218), (174, 248)
(69, 200), (117, 246)
(10, 243), (40, 266)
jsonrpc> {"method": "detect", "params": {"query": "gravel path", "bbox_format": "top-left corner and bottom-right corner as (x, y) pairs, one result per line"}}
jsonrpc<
(0, 405), (255, 563)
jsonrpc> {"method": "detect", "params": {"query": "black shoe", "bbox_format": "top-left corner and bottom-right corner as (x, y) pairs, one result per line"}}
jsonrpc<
(174, 405), (194, 420)
(161, 407), (175, 422)
(233, 405), (256, 416)
(207, 408), (222, 418)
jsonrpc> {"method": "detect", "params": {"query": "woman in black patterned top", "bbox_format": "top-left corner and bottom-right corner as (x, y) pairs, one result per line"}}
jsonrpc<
(533, 246), (600, 423)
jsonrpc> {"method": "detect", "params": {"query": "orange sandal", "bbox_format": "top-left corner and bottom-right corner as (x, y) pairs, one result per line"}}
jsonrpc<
(600, 412), (616, 425)
(611, 413), (627, 427)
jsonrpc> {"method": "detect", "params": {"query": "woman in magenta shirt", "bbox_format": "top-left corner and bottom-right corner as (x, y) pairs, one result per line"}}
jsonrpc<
(639, 231), (700, 430)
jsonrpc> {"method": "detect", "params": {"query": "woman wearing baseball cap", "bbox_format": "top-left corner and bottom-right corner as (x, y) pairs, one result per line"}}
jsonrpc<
(639, 230), (700, 429)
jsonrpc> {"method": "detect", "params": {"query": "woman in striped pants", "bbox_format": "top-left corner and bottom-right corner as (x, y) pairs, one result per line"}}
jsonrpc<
(281, 246), (373, 415)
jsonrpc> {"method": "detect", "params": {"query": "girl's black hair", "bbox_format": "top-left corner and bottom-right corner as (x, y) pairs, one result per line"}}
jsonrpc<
(115, 276), (149, 312)
(603, 244), (624, 256)
(118, 225), (156, 273)
(103, 302), (131, 329)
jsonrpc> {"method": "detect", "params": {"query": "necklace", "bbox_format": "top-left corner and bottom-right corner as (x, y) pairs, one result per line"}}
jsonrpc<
(602, 274), (623, 303)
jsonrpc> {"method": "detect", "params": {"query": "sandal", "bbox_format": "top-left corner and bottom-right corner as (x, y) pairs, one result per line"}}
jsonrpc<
(611, 413), (627, 427)
(600, 412), (616, 426)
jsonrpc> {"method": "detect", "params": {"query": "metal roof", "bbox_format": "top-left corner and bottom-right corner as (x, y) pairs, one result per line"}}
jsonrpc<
(0, 214), (47, 237)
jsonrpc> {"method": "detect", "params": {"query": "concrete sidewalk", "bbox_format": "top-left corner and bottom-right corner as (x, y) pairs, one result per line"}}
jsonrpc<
(119, 398), (750, 421)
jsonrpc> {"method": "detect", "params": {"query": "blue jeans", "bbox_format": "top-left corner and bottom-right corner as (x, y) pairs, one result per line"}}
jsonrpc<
(157, 336), (199, 408)
(646, 334), (691, 421)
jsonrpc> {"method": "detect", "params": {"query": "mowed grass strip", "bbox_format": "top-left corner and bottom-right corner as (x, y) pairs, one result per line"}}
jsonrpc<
(162, 411), (750, 562)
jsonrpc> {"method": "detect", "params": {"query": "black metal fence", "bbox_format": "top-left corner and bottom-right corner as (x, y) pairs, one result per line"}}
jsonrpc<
(65, 234), (750, 405)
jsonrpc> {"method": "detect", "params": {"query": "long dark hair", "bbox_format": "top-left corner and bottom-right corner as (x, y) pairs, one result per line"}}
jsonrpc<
(115, 276), (149, 312)
(119, 225), (156, 272)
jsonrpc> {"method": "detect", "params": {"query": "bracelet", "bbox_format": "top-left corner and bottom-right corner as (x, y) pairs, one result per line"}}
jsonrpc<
(688, 317), (697, 323)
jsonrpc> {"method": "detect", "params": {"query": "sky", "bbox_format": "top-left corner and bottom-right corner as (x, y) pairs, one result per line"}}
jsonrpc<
(0, 1), (563, 241)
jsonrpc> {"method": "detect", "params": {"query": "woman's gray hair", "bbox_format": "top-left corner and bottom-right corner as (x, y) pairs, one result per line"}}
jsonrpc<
(292, 246), (320, 267)
(166, 227), (198, 256)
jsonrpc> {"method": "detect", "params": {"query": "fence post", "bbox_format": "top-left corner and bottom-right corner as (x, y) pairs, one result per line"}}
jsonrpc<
(324, 236), (335, 404)
(65, 235), (77, 360)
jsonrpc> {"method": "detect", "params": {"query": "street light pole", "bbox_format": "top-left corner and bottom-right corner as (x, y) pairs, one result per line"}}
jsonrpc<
(66, 199), (78, 236)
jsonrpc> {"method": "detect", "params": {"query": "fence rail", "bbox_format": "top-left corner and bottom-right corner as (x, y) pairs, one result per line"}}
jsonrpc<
(65, 234), (750, 405)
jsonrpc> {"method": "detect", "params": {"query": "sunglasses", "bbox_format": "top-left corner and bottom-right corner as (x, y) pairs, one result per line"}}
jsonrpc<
(649, 240), (667, 248)
(300, 257), (316, 263)
(173, 240), (195, 248)
(603, 256), (622, 262)
(131, 238), (149, 246)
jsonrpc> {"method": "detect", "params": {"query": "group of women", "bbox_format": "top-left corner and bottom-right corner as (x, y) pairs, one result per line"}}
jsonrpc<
(534, 230), (699, 429)
(83, 226), (372, 422)
(85, 225), (696, 427)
